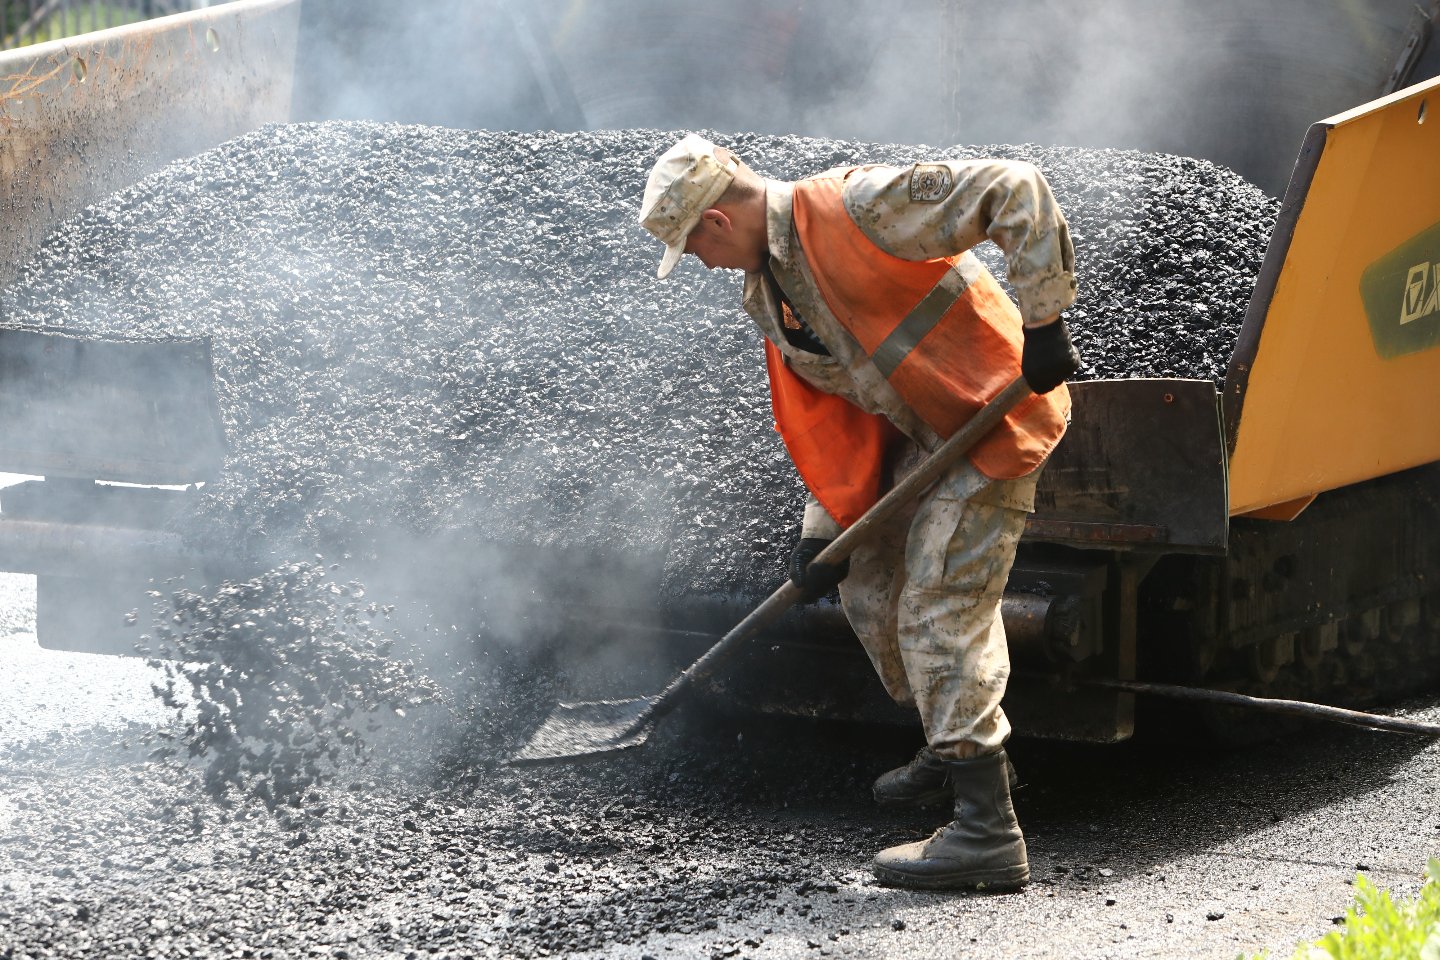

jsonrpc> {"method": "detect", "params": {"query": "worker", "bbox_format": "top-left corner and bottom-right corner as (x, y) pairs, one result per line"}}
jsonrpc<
(638, 134), (1080, 891)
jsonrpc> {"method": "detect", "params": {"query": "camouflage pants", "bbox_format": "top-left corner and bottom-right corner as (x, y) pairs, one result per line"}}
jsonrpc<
(838, 457), (1038, 760)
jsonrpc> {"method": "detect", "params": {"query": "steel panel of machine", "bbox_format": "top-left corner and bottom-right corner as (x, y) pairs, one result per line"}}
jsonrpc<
(0, 329), (226, 482)
(1029, 379), (1228, 554)
(1225, 75), (1440, 517)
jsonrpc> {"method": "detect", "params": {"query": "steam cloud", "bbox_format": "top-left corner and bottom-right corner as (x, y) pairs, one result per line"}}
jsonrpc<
(294, 0), (1419, 196)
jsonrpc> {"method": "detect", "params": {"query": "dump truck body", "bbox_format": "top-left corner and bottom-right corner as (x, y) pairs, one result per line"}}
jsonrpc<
(0, 0), (300, 286)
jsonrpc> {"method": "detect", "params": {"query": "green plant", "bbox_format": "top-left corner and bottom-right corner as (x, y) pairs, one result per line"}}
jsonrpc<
(3, 3), (146, 48)
(1249, 860), (1440, 960)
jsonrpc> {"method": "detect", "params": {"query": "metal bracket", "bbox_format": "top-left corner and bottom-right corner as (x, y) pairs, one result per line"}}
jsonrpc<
(1384, 2), (1440, 94)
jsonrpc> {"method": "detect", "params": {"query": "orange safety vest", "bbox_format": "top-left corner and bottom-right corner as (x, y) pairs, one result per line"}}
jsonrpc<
(766, 168), (1070, 528)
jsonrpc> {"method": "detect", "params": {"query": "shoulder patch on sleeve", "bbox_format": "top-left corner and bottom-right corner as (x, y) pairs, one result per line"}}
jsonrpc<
(909, 163), (954, 203)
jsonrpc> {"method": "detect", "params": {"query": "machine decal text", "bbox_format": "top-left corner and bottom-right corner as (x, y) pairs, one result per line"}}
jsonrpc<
(1359, 218), (1440, 358)
(1400, 261), (1440, 325)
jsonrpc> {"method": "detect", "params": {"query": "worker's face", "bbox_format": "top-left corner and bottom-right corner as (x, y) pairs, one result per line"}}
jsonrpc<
(683, 208), (765, 273)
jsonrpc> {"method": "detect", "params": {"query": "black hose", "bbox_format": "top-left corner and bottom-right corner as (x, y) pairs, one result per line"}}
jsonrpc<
(1071, 676), (1440, 738)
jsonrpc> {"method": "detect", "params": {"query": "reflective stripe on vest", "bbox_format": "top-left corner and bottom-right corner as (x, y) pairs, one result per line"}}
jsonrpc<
(790, 170), (1069, 481)
(870, 265), (971, 378)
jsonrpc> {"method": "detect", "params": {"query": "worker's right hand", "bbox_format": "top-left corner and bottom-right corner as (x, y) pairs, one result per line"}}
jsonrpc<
(1021, 317), (1081, 394)
(788, 537), (850, 602)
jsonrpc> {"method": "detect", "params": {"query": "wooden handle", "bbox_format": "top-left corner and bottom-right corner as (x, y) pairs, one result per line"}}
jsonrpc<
(644, 375), (1035, 721)
(811, 375), (1033, 571)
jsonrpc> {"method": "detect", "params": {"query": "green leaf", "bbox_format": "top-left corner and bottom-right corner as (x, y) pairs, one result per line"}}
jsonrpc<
(1244, 861), (1440, 960)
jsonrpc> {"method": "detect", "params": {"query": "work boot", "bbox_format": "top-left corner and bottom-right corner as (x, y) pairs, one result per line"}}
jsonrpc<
(872, 746), (951, 808)
(870, 749), (1029, 891)
(872, 745), (1019, 809)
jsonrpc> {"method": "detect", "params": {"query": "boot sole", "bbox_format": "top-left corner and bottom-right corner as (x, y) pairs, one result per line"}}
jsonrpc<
(870, 863), (1029, 892)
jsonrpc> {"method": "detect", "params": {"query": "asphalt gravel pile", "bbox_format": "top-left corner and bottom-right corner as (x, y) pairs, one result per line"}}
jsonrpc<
(0, 123), (1278, 602)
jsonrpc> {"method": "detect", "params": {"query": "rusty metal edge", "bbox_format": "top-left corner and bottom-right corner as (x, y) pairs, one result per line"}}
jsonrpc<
(0, 0), (297, 63)
(0, 0), (301, 289)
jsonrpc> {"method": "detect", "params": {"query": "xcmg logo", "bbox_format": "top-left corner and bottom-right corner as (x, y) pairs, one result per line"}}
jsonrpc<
(1400, 261), (1440, 325)
(1361, 220), (1440, 358)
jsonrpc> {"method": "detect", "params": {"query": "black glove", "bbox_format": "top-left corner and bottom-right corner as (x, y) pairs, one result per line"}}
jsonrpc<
(1021, 319), (1081, 394)
(788, 537), (850, 602)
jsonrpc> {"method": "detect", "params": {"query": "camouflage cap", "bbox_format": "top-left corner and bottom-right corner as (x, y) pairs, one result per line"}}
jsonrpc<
(638, 134), (738, 279)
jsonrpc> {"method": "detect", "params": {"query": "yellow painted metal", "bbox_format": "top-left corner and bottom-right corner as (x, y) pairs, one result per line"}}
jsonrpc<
(1227, 75), (1440, 517)
(1240, 494), (1317, 522)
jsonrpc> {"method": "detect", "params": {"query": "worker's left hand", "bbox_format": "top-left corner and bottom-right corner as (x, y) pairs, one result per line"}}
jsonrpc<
(1021, 318), (1081, 394)
(788, 537), (850, 602)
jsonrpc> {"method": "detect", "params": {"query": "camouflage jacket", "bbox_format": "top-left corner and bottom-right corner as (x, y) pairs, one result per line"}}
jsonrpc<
(741, 160), (1076, 537)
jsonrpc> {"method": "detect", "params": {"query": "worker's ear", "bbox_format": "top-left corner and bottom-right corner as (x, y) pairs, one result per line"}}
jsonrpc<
(699, 208), (732, 233)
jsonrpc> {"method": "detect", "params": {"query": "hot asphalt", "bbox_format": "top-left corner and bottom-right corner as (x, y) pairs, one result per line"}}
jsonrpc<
(0, 124), (1277, 601)
(2, 570), (1437, 960)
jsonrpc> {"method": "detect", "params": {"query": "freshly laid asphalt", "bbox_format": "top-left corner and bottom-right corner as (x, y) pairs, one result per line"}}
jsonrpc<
(3, 570), (1437, 960)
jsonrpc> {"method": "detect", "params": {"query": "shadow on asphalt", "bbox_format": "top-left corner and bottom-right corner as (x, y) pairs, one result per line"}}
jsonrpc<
(576, 695), (1438, 884)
